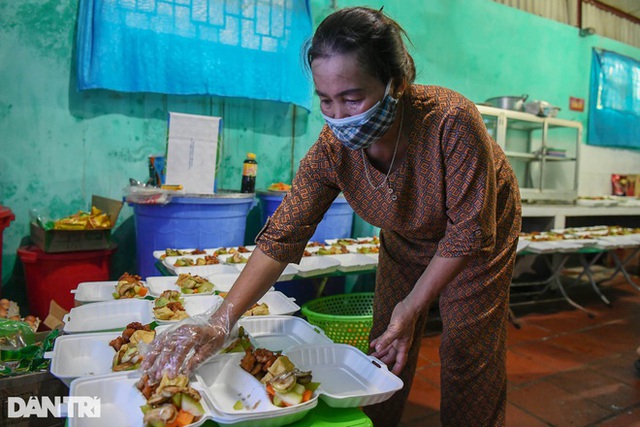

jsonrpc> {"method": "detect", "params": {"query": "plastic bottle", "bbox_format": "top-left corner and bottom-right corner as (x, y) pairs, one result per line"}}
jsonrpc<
(241, 153), (258, 193)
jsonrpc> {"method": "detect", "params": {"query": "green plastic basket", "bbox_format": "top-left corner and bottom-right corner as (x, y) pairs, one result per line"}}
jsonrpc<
(301, 293), (374, 353)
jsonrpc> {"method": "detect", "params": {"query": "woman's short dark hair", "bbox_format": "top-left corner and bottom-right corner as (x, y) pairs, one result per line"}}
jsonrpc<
(306, 7), (416, 88)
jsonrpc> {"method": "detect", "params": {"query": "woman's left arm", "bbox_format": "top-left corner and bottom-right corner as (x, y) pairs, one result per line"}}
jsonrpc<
(370, 254), (471, 375)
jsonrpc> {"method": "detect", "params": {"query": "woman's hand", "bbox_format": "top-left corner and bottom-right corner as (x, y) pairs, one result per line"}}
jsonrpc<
(140, 320), (228, 383)
(370, 299), (419, 375)
(140, 300), (235, 383)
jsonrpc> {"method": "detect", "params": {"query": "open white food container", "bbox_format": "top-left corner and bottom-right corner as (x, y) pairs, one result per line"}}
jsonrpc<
(63, 299), (153, 334)
(68, 372), (211, 427)
(345, 243), (379, 260)
(69, 371), (311, 427)
(238, 316), (332, 352)
(324, 238), (358, 246)
(285, 344), (403, 408)
(152, 248), (198, 260)
(248, 291), (300, 316)
(217, 252), (251, 265)
(196, 353), (317, 425)
(195, 343), (403, 412)
(47, 332), (118, 386)
(72, 281), (148, 304)
(146, 275), (217, 296)
(164, 261), (240, 276)
(154, 295), (224, 323)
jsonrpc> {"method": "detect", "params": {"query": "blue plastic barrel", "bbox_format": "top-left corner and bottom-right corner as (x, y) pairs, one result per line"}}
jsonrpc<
(131, 195), (254, 278)
(258, 193), (354, 243)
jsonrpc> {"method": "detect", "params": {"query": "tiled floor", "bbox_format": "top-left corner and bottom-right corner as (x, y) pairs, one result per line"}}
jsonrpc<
(400, 269), (640, 427)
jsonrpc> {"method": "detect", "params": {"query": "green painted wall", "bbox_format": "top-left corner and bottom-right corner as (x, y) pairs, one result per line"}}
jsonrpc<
(1, 0), (639, 306)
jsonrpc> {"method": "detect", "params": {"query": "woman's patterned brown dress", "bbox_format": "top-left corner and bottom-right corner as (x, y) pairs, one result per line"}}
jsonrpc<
(256, 85), (522, 426)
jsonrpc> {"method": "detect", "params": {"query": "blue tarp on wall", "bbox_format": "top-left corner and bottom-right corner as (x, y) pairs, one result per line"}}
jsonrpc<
(588, 49), (640, 150)
(76, 0), (313, 110)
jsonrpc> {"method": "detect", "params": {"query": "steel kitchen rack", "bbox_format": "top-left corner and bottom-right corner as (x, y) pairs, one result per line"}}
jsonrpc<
(478, 105), (582, 203)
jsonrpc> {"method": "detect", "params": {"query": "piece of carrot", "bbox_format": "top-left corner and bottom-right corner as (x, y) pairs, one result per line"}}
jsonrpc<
(174, 409), (195, 427)
(301, 389), (313, 403)
(266, 383), (276, 396)
(137, 287), (148, 297)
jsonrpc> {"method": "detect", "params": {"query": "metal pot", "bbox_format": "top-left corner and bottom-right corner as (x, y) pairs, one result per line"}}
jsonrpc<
(485, 94), (529, 111)
(524, 100), (561, 118)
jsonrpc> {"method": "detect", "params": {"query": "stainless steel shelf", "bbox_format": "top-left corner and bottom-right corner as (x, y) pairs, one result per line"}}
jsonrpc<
(477, 105), (582, 203)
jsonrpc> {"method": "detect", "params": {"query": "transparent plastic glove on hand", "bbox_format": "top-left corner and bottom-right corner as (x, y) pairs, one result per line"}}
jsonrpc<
(140, 299), (236, 383)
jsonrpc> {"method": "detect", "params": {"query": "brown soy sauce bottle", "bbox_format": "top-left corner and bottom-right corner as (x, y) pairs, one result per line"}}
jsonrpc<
(240, 153), (257, 193)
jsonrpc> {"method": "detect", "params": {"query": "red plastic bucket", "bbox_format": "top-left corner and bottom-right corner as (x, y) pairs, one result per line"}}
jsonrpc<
(0, 206), (15, 287)
(17, 246), (115, 320)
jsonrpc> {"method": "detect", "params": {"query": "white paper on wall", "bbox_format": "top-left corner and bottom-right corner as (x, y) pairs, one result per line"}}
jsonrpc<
(165, 112), (221, 194)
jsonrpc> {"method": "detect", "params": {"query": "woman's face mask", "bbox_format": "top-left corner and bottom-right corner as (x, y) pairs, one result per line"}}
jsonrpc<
(322, 81), (399, 150)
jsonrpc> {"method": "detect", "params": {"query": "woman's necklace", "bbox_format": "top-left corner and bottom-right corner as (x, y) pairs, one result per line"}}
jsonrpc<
(361, 107), (404, 192)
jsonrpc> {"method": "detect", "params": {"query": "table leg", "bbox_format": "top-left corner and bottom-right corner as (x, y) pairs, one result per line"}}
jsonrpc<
(314, 276), (330, 299)
(543, 254), (597, 317)
(577, 253), (611, 306)
(607, 248), (640, 291)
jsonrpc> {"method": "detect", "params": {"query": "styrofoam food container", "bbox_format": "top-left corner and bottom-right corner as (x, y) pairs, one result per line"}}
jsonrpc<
(205, 272), (241, 292)
(292, 256), (340, 278)
(47, 332), (117, 386)
(72, 281), (146, 304)
(526, 241), (584, 253)
(344, 243), (379, 256)
(230, 262), (299, 281)
(217, 252), (252, 264)
(195, 353), (318, 419)
(163, 254), (218, 265)
(63, 299), (153, 334)
(205, 246), (255, 256)
(154, 295), (224, 323)
(68, 372), (211, 427)
(594, 239), (620, 249)
(238, 316), (332, 352)
(516, 240), (530, 253)
(355, 237), (379, 244)
(153, 248), (198, 260)
(324, 238), (358, 246)
(324, 253), (378, 273)
(285, 343), (403, 408)
(276, 264), (299, 282)
(252, 291), (300, 316)
(169, 263), (240, 277)
(598, 234), (640, 247)
(146, 275), (217, 297)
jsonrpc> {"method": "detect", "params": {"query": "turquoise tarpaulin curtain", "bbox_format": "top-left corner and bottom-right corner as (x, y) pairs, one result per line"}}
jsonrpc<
(588, 49), (640, 149)
(76, 0), (313, 111)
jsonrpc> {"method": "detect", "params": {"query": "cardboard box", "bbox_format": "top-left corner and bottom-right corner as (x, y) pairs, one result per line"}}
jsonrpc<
(30, 196), (122, 253)
(43, 301), (68, 331)
(0, 304), (67, 426)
